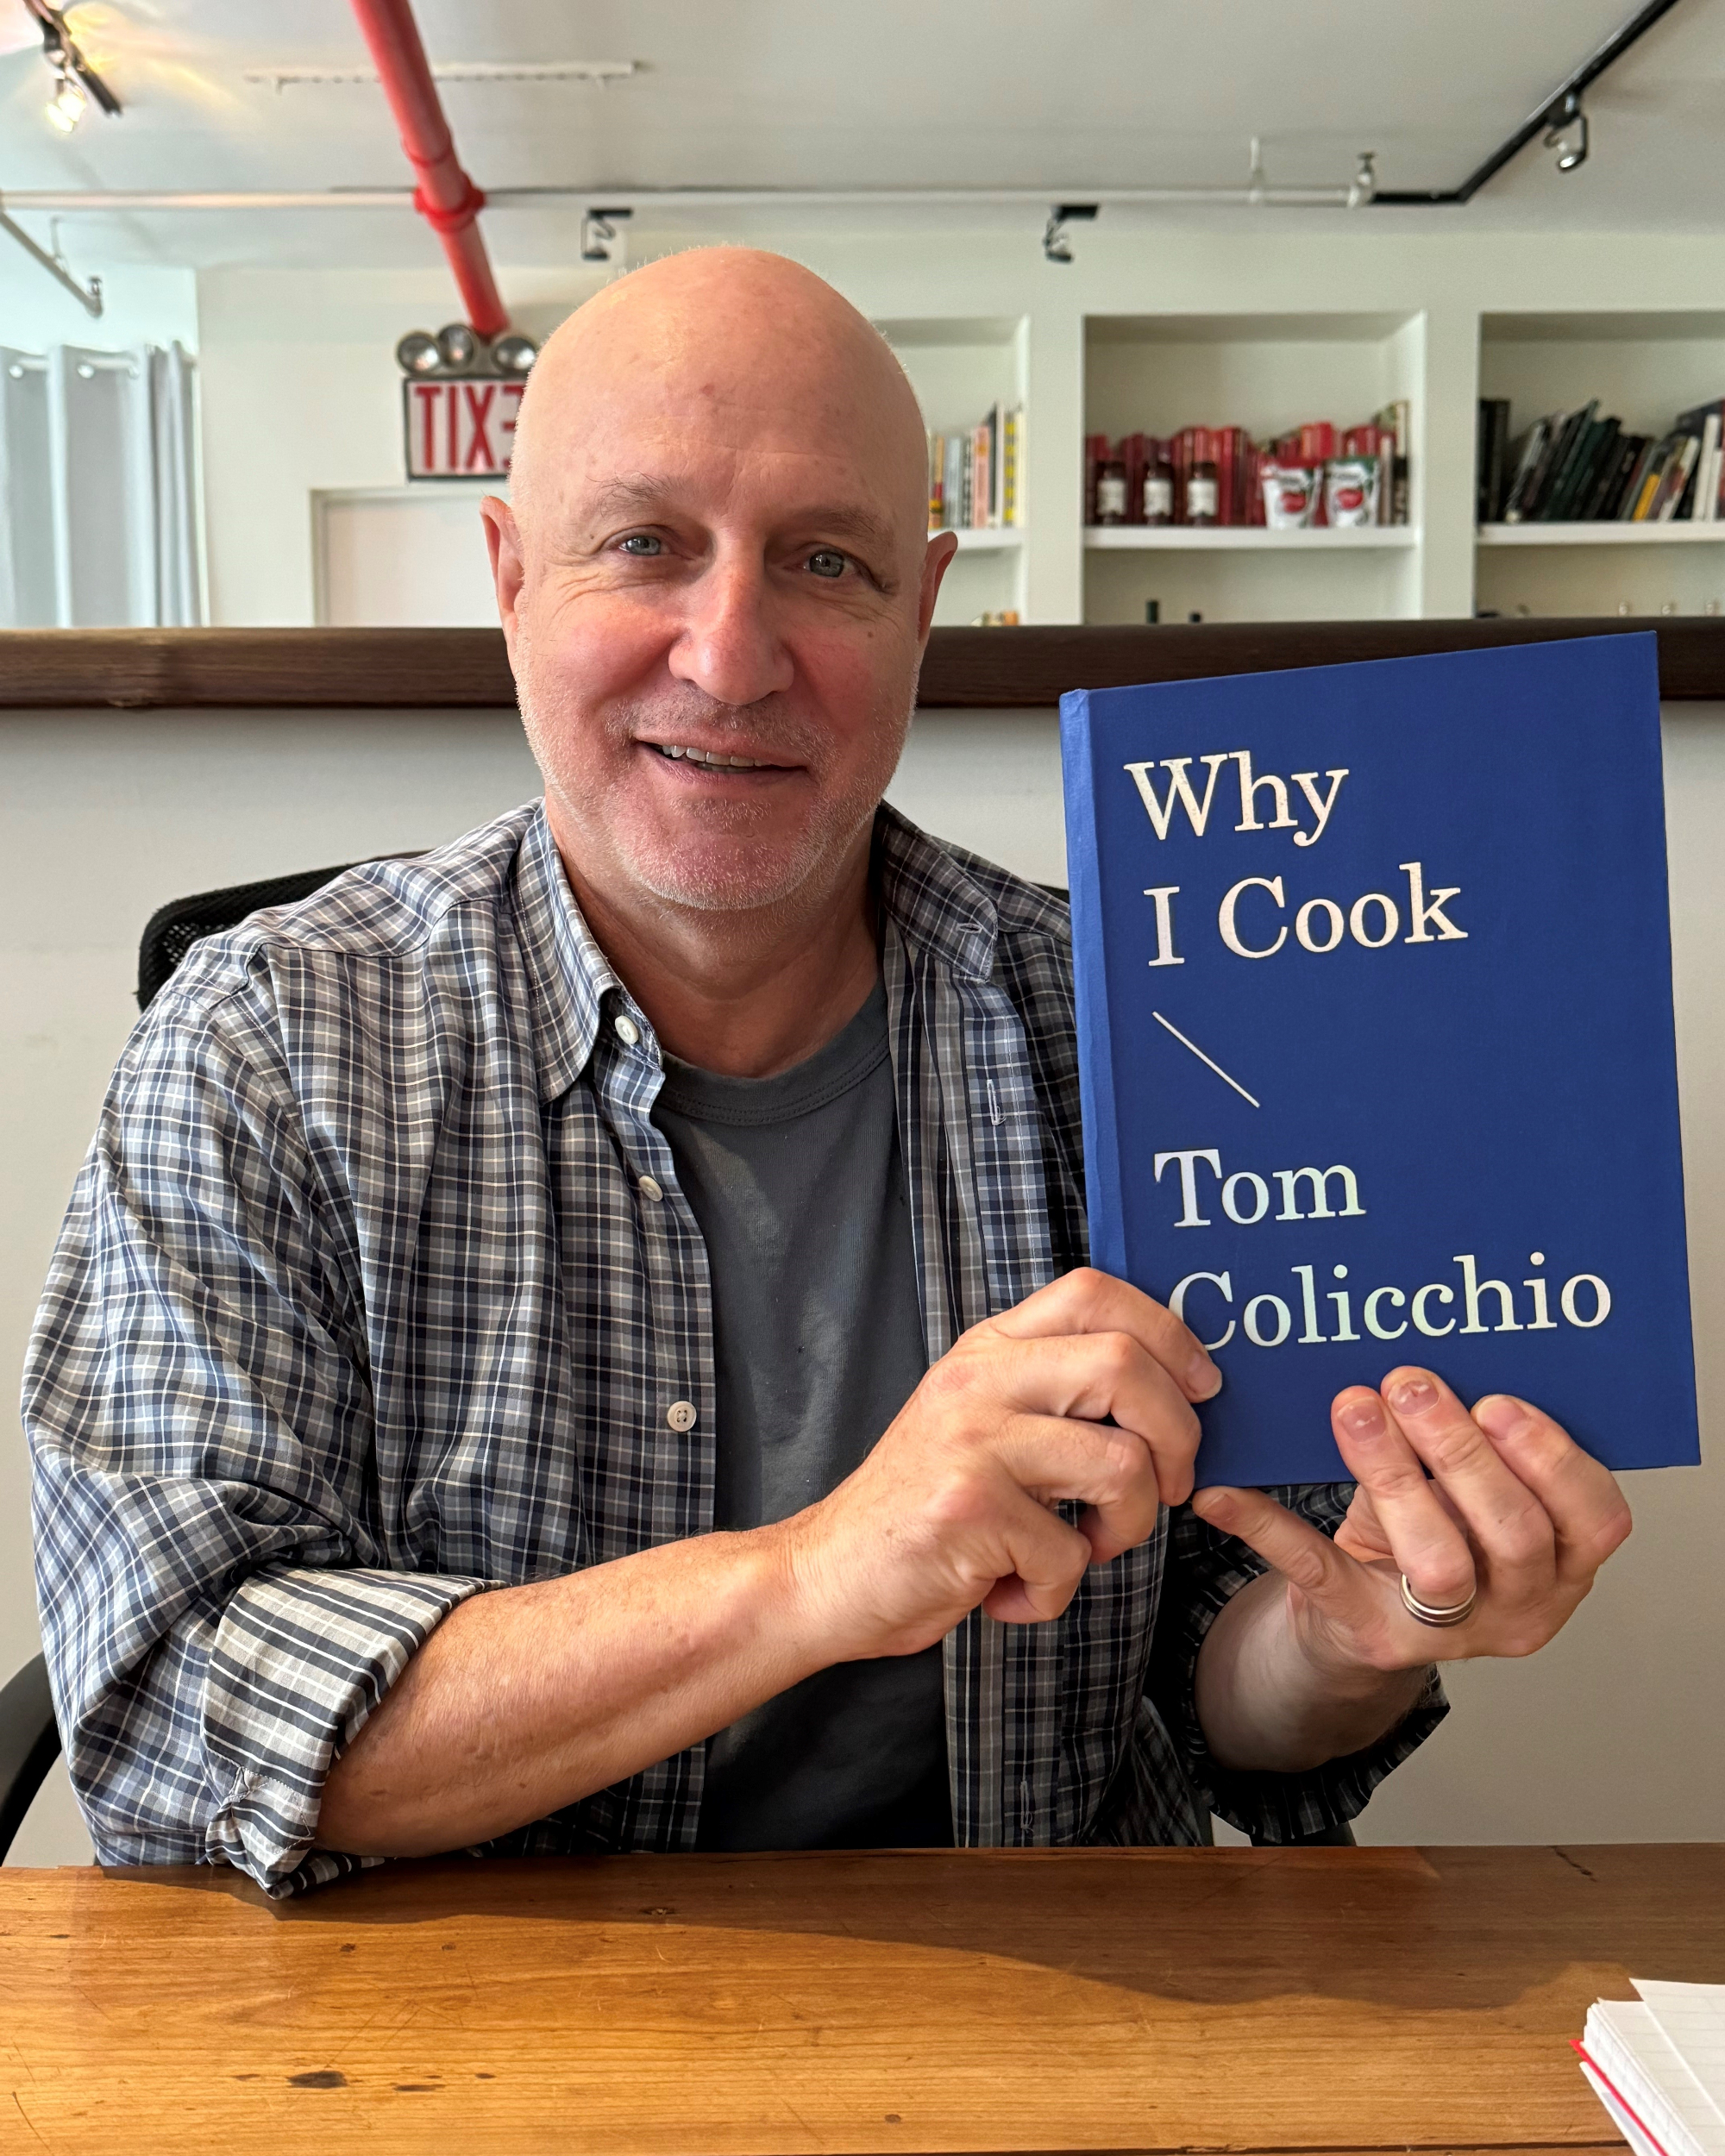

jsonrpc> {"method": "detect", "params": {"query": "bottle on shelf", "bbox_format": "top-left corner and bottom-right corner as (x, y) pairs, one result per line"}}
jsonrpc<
(1095, 459), (1128, 525)
(1145, 599), (1160, 623)
(1143, 448), (1174, 526)
(1186, 445), (1220, 527)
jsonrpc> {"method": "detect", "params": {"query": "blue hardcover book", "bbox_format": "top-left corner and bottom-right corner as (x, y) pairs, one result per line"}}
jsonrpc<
(1060, 635), (1699, 1484)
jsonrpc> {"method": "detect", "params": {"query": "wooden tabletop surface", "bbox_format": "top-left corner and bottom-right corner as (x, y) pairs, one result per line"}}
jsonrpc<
(2, 1844), (1720, 2155)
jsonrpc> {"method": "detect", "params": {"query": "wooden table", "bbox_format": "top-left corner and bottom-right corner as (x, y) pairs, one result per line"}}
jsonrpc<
(2, 1846), (1720, 2154)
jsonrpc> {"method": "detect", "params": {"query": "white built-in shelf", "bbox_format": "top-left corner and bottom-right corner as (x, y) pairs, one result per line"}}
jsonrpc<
(1083, 524), (1418, 551)
(1477, 522), (1725, 547)
(936, 527), (1025, 551)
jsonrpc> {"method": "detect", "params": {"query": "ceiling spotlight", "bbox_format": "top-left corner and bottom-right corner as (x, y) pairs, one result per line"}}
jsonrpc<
(1544, 90), (1589, 173)
(44, 66), (85, 133)
(436, 322), (479, 370)
(1043, 202), (1098, 266)
(580, 205), (633, 264)
(489, 331), (537, 375)
(395, 329), (442, 375)
(27, 0), (122, 134)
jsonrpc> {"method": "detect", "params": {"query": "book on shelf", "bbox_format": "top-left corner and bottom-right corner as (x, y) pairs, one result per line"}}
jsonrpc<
(926, 403), (1023, 534)
(1058, 634), (1697, 1485)
(1480, 391), (1725, 526)
(1477, 398), (1510, 525)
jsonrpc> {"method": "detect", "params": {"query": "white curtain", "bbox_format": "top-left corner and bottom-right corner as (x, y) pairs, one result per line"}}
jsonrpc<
(0, 341), (202, 628)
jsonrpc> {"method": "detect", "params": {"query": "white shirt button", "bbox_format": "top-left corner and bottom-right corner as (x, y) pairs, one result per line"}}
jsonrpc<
(612, 1014), (640, 1047)
(666, 1400), (698, 1432)
(638, 1175), (664, 1203)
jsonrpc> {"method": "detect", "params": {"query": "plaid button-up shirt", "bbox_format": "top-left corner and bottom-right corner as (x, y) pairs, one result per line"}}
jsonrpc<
(25, 801), (1443, 1896)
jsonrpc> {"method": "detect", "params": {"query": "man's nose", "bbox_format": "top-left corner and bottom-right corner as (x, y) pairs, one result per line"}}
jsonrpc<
(668, 553), (795, 709)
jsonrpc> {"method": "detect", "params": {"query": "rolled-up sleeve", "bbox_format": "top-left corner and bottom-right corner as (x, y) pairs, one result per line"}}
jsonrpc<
(1148, 1483), (1448, 1843)
(24, 962), (492, 1896)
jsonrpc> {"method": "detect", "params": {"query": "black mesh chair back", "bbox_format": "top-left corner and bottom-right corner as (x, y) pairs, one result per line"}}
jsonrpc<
(0, 1656), (61, 1863)
(137, 860), (417, 1011)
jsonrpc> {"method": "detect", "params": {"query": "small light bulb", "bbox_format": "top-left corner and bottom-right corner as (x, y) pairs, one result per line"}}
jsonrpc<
(45, 74), (86, 134)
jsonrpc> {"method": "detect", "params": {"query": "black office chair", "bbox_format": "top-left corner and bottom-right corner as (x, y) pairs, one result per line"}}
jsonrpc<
(137, 860), (393, 1011)
(0, 1657), (60, 1863)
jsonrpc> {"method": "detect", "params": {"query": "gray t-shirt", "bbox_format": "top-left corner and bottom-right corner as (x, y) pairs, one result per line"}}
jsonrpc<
(651, 980), (952, 1850)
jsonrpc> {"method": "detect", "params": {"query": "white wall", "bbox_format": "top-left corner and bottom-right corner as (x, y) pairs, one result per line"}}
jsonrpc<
(0, 260), (198, 358)
(5, 702), (1722, 1860)
(192, 227), (1725, 632)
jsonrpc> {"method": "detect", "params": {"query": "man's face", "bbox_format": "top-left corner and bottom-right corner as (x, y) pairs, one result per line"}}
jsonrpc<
(486, 292), (951, 918)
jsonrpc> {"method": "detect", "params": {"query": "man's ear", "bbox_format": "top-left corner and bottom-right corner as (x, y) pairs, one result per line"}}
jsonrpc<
(480, 496), (525, 645)
(915, 530), (960, 645)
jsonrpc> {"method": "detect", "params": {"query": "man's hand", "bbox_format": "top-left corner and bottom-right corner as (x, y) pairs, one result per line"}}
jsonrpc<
(1189, 1366), (1633, 1773)
(782, 1268), (1220, 1662)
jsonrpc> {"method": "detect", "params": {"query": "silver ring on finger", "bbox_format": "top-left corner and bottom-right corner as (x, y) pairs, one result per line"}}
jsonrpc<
(1399, 1572), (1477, 1628)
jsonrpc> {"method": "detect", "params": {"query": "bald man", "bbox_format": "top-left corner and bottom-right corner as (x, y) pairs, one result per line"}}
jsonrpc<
(28, 250), (1628, 1890)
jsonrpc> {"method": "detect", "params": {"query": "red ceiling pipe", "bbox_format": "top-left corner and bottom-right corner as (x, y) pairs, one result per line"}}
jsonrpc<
(347, 0), (509, 336)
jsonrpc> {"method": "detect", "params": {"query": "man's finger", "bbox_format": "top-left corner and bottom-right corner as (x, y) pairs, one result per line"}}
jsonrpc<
(982, 1493), (1095, 1624)
(1189, 1485), (1385, 1638)
(1330, 1383), (1484, 1614)
(991, 1413), (1166, 1561)
(1374, 1369), (1555, 1609)
(987, 1267), (1220, 1403)
(987, 1332), (1201, 1508)
(1471, 1393), (1633, 1584)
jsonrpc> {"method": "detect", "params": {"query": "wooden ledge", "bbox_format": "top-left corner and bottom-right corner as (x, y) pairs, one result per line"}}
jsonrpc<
(2, 618), (1723, 709)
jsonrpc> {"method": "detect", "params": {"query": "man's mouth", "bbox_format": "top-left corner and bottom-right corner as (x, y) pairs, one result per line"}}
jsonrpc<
(648, 742), (788, 771)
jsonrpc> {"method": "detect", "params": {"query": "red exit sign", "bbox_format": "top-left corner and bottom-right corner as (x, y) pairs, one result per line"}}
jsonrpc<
(403, 377), (525, 480)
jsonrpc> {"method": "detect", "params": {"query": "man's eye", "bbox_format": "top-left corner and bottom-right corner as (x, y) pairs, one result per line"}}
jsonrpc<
(618, 534), (663, 556)
(806, 549), (848, 580)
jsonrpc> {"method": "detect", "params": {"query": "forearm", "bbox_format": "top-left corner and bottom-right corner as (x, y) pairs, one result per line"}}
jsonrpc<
(317, 1525), (826, 1857)
(1194, 1571), (1428, 1775)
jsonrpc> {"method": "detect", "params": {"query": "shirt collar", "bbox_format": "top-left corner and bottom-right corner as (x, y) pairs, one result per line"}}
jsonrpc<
(515, 796), (1004, 1100)
(514, 804), (633, 1101)
(873, 800), (1001, 983)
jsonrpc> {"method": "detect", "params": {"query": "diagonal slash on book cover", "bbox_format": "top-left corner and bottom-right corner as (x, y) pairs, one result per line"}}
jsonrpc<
(1151, 1011), (1262, 1109)
(1060, 635), (1699, 1484)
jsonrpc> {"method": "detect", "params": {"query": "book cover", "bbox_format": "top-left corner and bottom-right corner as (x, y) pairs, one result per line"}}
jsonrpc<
(1059, 636), (1698, 1485)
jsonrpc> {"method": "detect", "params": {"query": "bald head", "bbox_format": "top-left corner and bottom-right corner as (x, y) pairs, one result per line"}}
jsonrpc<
(509, 248), (929, 555)
(481, 245), (958, 939)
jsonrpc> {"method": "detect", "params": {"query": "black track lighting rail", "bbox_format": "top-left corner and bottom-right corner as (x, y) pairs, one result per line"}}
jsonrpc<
(1372, 0), (1685, 205)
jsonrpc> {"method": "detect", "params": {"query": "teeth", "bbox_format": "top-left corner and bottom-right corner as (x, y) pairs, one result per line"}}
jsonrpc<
(656, 743), (768, 768)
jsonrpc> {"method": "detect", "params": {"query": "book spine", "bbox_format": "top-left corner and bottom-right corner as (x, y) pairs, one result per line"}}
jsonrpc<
(1691, 411), (1720, 522)
(1657, 432), (1699, 521)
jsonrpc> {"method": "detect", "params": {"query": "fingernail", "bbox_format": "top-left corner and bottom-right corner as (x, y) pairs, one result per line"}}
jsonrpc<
(1190, 1485), (1236, 1524)
(1387, 1373), (1439, 1416)
(1475, 1393), (1532, 1440)
(1339, 1393), (1386, 1438)
(1189, 1356), (1223, 1400)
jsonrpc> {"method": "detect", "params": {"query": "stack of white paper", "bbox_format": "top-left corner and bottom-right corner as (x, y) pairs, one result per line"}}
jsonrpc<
(1578, 1982), (1725, 2156)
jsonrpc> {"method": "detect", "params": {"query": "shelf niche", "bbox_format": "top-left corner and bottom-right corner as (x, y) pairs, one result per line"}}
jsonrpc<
(1477, 310), (1725, 620)
(880, 315), (1027, 626)
(1082, 311), (1422, 626)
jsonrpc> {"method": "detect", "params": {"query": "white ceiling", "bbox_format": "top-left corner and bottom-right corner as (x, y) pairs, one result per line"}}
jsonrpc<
(2, 0), (1724, 267)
